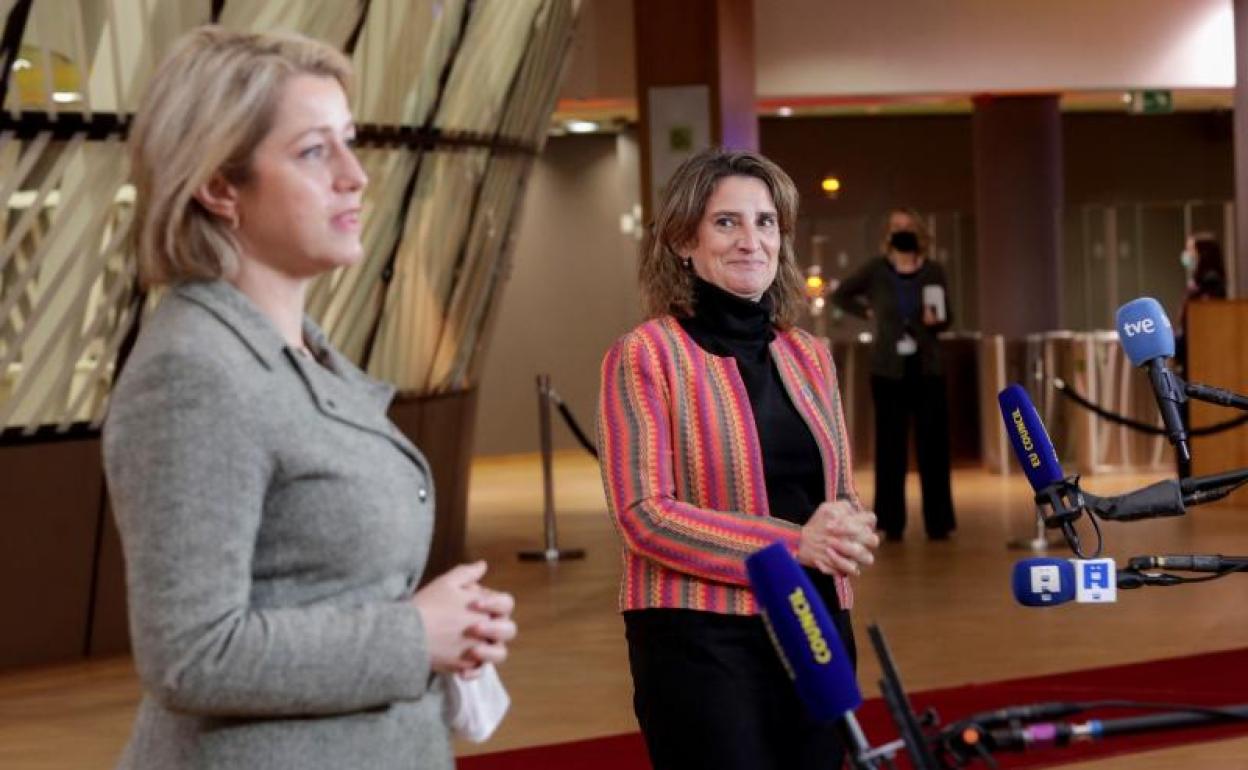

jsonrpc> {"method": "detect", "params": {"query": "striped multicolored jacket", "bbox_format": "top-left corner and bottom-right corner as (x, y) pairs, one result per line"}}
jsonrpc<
(597, 315), (859, 616)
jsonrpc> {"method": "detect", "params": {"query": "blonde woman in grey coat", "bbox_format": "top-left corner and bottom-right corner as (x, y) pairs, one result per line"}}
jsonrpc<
(103, 27), (516, 770)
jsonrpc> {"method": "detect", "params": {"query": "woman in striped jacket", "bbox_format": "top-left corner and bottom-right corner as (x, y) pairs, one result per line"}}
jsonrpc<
(598, 149), (880, 770)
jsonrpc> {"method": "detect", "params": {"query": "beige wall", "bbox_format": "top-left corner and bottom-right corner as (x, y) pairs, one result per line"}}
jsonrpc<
(558, 0), (1234, 104)
(757, 0), (1234, 97)
(474, 132), (643, 456)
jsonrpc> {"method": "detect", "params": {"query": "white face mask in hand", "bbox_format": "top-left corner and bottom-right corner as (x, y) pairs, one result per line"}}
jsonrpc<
(442, 664), (510, 743)
(1180, 250), (1195, 271)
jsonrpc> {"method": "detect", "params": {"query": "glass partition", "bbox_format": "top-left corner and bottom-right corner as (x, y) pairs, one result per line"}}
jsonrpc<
(802, 198), (1233, 339)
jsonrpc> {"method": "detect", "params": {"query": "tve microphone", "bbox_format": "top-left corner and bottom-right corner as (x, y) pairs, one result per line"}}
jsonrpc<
(746, 543), (873, 768)
(1115, 298), (1190, 462)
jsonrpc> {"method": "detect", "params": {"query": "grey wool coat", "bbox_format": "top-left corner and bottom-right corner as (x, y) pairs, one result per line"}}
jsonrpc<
(103, 280), (453, 770)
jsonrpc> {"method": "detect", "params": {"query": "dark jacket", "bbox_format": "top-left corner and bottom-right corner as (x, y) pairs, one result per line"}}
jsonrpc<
(830, 256), (952, 379)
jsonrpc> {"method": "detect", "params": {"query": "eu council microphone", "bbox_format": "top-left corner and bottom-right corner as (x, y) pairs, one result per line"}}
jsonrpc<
(746, 543), (861, 720)
(746, 543), (874, 768)
(1115, 298), (1190, 462)
(997, 384), (1064, 494)
(998, 384), (1084, 529)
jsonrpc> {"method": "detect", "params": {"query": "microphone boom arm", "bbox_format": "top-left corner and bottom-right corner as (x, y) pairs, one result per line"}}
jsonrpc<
(1186, 380), (1248, 411)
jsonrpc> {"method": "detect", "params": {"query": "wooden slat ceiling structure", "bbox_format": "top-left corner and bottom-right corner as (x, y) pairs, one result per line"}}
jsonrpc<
(0, 0), (579, 435)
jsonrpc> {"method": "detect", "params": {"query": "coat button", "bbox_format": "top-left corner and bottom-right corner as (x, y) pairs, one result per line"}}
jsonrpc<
(417, 487), (428, 502)
(325, 399), (336, 410)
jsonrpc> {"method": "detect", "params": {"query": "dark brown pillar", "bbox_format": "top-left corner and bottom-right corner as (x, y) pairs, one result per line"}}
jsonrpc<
(634, 0), (756, 213)
(1234, 0), (1248, 297)
(972, 95), (1064, 337)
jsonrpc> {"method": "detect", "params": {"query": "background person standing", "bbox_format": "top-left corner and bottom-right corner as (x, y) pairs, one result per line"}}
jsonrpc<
(831, 208), (956, 542)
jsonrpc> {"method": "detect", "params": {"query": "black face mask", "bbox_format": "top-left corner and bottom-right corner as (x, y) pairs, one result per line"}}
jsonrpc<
(889, 230), (920, 254)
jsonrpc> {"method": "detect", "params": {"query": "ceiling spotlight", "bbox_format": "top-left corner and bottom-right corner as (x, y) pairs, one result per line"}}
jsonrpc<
(565, 120), (598, 134)
(820, 176), (841, 194)
(11, 58), (30, 71)
(52, 91), (81, 104)
(777, 106), (793, 117)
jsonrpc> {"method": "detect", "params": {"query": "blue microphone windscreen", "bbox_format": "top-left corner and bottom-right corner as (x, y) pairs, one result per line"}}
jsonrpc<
(998, 384), (1064, 492)
(1115, 297), (1174, 366)
(1012, 558), (1076, 607)
(746, 543), (862, 721)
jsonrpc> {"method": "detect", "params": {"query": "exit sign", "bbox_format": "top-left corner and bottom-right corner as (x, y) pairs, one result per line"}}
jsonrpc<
(1129, 90), (1173, 115)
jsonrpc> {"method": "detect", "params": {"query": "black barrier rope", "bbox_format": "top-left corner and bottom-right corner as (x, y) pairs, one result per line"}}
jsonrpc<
(549, 392), (599, 459)
(1052, 378), (1248, 437)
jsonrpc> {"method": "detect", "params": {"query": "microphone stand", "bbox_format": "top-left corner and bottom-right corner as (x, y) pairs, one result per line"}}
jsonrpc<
(864, 624), (943, 770)
(974, 702), (1248, 754)
(854, 625), (1248, 769)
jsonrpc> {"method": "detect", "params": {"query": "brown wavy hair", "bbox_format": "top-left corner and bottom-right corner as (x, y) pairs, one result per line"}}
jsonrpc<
(638, 148), (803, 329)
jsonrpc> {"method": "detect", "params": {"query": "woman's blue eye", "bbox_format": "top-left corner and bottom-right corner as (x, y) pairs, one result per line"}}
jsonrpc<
(299, 144), (325, 159)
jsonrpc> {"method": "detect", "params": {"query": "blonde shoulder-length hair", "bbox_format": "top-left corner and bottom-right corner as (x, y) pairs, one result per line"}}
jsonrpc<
(128, 26), (352, 288)
(879, 206), (933, 258)
(639, 148), (804, 329)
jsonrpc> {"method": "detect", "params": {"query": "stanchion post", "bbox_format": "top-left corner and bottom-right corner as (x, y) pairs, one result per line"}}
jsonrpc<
(519, 373), (586, 563)
(1007, 505), (1060, 552)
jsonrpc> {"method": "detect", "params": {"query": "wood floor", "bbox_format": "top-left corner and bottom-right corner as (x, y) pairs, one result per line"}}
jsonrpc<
(2, 453), (1248, 769)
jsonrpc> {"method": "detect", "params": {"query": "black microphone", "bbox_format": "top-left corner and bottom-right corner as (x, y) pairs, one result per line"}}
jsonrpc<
(1185, 381), (1248, 410)
(1180, 468), (1248, 506)
(1116, 298), (1190, 463)
(972, 703), (1248, 753)
(1126, 554), (1248, 572)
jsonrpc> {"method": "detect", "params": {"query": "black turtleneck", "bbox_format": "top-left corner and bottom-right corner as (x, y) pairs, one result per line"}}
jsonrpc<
(679, 279), (842, 610)
(678, 278), (826, 530)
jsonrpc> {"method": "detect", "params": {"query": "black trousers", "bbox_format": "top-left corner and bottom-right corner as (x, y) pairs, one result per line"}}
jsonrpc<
(624, 608), (856, 770)
(871, 364), (956, 538)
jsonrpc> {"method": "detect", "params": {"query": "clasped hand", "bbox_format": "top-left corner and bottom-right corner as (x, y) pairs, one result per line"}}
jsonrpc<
(797, 500), (880, 576)
(411, 561), (517, 675)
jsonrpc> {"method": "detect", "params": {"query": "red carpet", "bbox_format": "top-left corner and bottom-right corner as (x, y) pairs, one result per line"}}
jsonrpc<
(460, 647), (1248, 769)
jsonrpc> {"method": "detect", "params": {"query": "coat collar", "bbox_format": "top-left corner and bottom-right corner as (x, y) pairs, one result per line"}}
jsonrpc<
(173, 279), (396, 410)
(174, 280), (289, 370)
